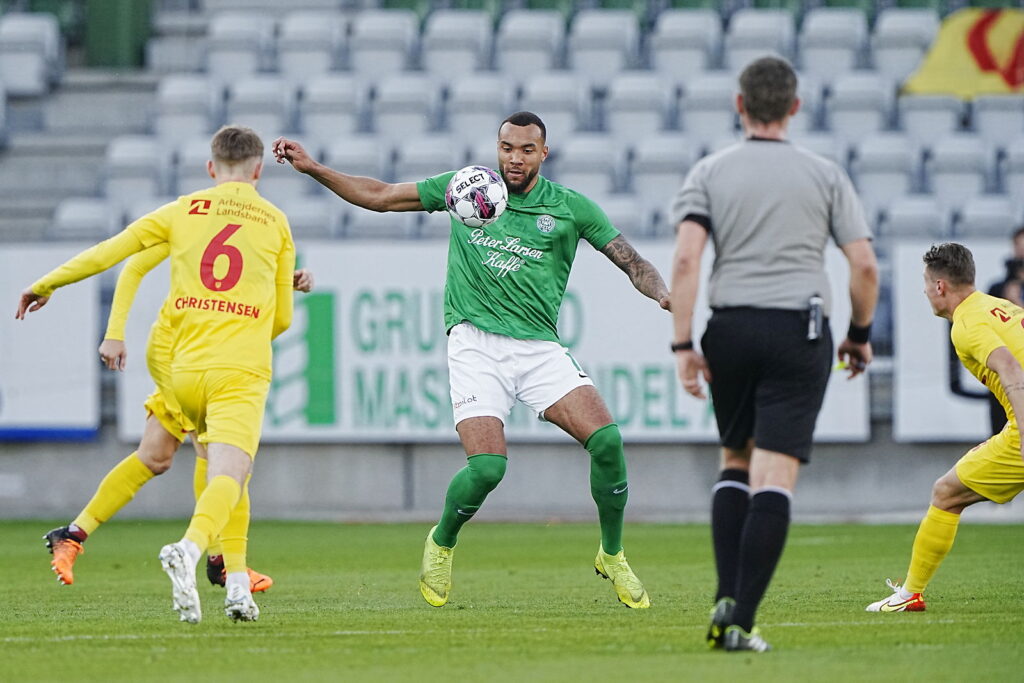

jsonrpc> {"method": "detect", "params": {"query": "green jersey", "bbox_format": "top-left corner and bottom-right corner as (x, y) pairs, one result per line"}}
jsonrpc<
(417, 173), (620, 343)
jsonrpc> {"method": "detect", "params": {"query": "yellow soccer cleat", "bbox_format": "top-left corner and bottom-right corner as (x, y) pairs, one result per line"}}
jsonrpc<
(418, 525), (454, 607)
(595, 546), (650, 609)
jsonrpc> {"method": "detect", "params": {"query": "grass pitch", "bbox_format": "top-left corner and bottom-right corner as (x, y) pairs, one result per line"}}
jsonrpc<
(1, 520), (1021, 682)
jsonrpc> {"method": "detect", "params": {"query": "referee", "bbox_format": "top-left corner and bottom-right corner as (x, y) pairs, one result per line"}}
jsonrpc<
(669, 56), (878, 652)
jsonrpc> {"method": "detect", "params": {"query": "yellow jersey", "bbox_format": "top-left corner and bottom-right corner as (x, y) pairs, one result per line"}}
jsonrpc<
(34, 182), (294, 380)
(951, 290), (1024, 425)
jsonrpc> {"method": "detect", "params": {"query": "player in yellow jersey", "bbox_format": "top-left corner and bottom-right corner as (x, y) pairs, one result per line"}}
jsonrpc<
(867, 243), (1024, 612)
(39, 240), (311, 591)
(17, 125), (296, 624)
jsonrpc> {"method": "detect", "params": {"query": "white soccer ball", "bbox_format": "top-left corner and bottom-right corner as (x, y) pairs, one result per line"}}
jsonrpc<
(445, 165), (508, 228)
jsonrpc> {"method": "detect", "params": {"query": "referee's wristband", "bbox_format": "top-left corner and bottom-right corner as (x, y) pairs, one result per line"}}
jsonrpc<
(847, 322), (872, 345)
(670, 340), (694, 352)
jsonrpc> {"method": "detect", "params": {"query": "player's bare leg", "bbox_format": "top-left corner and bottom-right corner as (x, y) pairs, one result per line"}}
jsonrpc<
(545, 386), (649, 608)
(46, 415), (179, 585)
(420, 417), (507, 607)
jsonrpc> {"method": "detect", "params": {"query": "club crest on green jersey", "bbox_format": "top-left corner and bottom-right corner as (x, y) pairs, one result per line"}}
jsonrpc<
(536, 215), (555, 233)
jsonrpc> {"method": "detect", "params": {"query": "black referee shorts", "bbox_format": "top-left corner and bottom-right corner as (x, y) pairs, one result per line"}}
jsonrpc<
(701, 307), (833, 463)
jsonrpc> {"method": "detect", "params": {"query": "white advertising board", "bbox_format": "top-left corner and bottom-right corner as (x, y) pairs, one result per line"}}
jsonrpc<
(894, 240), (1007, 442)
(0, 245), (100, 439)
(117, 240), (869, 443)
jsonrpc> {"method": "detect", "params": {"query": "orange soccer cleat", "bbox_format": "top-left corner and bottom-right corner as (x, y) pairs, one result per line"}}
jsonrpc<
(43, 527), (85, 586)
(206, 556), (274, 593)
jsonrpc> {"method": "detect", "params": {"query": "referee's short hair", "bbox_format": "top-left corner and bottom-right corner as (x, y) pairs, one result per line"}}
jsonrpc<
(739, 57), (797, 124)
(923, 242), (976, 286)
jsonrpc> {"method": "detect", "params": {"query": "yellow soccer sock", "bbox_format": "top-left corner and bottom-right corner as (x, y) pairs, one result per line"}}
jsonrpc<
(904, 505), (961, 594)
(220, 476), (252, 574)
(183, 475), (242, 555)
(193, 457), (224, 557)
(72, 452), (155, 535)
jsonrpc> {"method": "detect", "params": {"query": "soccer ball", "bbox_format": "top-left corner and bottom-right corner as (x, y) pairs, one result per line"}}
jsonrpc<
(445, 165), (508, 228)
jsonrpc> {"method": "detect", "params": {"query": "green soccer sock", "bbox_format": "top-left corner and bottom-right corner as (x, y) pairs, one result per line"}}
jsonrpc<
(586, 423), (628, 556)
(432, 453), (507, 548)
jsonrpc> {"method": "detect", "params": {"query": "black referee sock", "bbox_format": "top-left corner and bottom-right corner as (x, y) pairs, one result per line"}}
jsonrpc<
(710, 468), (750, 602)
(732, 489), (791, 632)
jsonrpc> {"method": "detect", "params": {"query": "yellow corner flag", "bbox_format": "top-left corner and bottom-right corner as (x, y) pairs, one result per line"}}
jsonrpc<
(904, 8), (1024, 99)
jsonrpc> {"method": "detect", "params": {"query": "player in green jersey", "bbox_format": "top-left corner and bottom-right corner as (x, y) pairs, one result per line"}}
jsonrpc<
(273, 112), (669, 609)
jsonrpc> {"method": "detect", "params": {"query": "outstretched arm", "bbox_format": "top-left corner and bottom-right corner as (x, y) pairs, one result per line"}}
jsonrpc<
(272, 136), (424, 213)
(599, 235), (670, 309)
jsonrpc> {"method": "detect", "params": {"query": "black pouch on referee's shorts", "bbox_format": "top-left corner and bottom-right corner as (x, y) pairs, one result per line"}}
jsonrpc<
(806, 295), (824, 341)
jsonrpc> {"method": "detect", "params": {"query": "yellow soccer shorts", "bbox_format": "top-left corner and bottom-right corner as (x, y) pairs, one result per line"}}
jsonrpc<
(956, 423), (1024, 504)
(171, 367), (271, 459)
(143, 320), (193, 442)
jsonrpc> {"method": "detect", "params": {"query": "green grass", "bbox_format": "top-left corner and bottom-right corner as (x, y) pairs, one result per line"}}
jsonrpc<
(1, 521), (1021, 682)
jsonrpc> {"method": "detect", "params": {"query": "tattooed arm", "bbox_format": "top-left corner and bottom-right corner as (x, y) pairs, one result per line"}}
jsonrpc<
(599, 235), (671, 309)
(986, 346), (1024, 460)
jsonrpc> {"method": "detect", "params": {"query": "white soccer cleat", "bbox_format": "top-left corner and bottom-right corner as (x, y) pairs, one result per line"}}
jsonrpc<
(159, 542), (201, 624)
(865, 578), (926, 613)
(224, 584), (260, 622)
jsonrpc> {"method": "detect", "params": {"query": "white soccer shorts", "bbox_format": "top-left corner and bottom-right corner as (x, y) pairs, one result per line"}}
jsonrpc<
(447, 321), (594, 426)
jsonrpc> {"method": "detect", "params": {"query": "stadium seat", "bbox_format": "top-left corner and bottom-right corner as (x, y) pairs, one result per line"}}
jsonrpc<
(567, 10), (640, 88)
(276, 197), (340, 239)
(649, 9), (722, 81)
(798, 8), (868, 82)
(226, 77), (297, 139)
(870, 8), (940, 82)
(824, 72), (894, 144)
(299, 74), (366, 145)
(153, 75), (222, 142)
(344, 207), (417, 239)
(495, 11), (565, 81)
(850, 133), (920, 214)
(372, 74), (441, 143)
(790, 74), (822, 134)
(605, 72), (673, 138)
(446, 75), (515, 141)
(520, 72), (590, 141)
(47, 197), (119, 240)
(972, 95), (1024, 149)
(0, 12), (62, 96)
(175, 137), (217, 195)
(926, 134), (991, 210)
(421, 10), (493, 79)
(323, 135), (391, 183)
(630, 132), (696, 214)
(955, 195), (1017, 238)
(879, 194), (951, 239)
(277, 11), (346, 82)
(790, 131), (848, 165)
(104, 135), (169, 206)
(349, 10), (418, 76)
(466, 137), (500, 168)
(552, 133), (624, 198)
(679, 72), (737, 143)
(723, 9), (795, 73)
(898, 95), (963, 146)
(393, 137), (464, 184)
(590, 194), (653, 238)
(205, 12), (275, 81)
(1003, 137), (1024, 205)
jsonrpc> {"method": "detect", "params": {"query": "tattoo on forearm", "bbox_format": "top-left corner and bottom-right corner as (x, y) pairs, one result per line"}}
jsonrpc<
(600, 236), (669, 301)
(1004, 381), (1024, 395)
